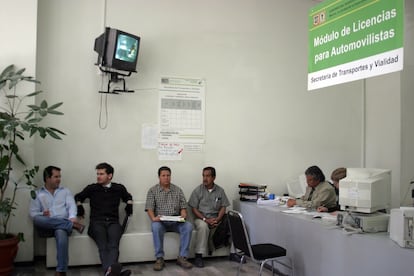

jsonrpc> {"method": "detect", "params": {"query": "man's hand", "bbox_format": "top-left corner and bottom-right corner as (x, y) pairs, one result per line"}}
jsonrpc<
(43, 210), (50, 217)
(317, 206), (328, 212)
(286, 198), (296, 207)
(152, 215), (161, 222)
(77, 204), (85, 217)
(125, 203), (133, 216)
(205, 217), (219, 228)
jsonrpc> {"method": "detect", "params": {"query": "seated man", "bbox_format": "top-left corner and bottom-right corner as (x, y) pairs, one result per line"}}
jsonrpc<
(188, 166), (230, 267)
(317, 167), (346, 212)
(145, 166), (193, 271)
(75, 162), (133, 276)
(29, 166), (84, 276)
(287, 165), (336, 210)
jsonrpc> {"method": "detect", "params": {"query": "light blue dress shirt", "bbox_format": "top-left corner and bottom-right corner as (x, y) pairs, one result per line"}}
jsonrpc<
(29, 186), (77, 219)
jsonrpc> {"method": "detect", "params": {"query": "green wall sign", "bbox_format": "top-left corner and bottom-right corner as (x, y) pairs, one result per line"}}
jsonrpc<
(308, 0), (404, 90)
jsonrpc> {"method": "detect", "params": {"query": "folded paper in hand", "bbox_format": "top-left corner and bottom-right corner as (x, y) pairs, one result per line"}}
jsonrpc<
(160, 215), (185, 222)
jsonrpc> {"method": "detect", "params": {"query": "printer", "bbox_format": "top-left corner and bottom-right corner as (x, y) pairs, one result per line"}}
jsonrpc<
(389, 207), (414, 248)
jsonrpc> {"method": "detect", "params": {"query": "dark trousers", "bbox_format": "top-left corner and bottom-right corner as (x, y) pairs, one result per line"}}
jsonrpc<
(88, 220), (122, 272)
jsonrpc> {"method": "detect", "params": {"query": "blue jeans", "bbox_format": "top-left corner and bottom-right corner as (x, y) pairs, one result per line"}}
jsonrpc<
(151, 221), (193, 258)
(88, 220), (122, 272)
(33, 216), (73, 272)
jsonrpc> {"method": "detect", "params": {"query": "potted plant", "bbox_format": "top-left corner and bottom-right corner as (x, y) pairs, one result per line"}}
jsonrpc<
(0, 64), (65, 274)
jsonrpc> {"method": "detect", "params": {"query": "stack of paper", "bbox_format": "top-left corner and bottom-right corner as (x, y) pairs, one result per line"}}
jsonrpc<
(160, 215), (185, 222)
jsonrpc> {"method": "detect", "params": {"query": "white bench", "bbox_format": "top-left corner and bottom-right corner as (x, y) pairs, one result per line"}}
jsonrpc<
(46, 201), (229, 267)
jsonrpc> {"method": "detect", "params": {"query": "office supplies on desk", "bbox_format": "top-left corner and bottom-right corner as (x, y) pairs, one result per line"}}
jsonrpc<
(257, 198), (280, 206)
(239, 183), (267, 201)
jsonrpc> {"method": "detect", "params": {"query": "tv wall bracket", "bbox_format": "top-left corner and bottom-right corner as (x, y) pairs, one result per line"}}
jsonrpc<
(98, 67), (134, 94)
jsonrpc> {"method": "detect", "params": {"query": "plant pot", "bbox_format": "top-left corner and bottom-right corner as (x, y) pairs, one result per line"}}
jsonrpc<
(0, 234), (19, 275)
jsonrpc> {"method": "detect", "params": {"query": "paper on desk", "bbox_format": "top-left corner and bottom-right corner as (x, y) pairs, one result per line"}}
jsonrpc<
(257, 198), (280, 206)
(160, 215), (185, 222)
(282, 207), (307, 214)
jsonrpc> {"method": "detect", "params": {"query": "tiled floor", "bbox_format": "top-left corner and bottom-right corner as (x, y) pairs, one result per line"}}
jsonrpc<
(13, 256), (278, 276)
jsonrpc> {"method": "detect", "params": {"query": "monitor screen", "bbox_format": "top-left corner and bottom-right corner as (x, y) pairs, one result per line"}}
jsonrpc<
(339, 168), (391, 213)
(94, 27), (141, 73)
(115, 34), (138, 63)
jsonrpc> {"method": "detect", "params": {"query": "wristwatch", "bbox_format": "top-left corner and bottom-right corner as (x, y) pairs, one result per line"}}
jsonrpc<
(202, 217), (206, 222)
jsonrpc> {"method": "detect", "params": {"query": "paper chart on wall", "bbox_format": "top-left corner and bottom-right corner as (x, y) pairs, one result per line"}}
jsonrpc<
(158, 77), (205, 144)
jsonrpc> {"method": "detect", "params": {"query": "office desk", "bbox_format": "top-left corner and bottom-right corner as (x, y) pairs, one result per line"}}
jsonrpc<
(235, 201), (414, 276)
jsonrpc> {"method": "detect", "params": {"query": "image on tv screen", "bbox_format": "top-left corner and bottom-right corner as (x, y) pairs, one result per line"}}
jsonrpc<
(115, 34), (138, 63)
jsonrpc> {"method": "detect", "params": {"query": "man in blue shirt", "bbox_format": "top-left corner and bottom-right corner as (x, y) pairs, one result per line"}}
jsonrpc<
(30, 166), (84, 276)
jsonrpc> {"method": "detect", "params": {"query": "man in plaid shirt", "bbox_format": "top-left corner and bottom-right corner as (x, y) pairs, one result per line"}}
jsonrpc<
(145, 166), (193, 271)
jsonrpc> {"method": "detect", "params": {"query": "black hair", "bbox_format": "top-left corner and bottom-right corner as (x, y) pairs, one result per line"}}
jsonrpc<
(203, 166), (216, 177)
(158, 166), (171, 176)
(95, 162), (114, 175)
(43, 166), (61, 182)
(305, 165), (325, 182)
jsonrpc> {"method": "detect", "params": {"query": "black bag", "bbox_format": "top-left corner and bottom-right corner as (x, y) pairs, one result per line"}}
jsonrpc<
(212, 214), (231, 249)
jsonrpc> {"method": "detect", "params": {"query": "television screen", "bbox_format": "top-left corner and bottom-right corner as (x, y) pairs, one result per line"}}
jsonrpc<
(115, 34), (138, 63)
(94, 27), (140, 73)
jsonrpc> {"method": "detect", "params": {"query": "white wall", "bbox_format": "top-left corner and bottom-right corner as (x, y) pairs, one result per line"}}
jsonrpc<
(29, 0), (413, 258)
(0, 0), (408, 262)
(0, 0), (38, 262)
(35, 0), (363, 206)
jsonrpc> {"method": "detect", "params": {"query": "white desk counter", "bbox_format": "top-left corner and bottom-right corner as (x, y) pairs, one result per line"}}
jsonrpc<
(235, 200), (414, 276)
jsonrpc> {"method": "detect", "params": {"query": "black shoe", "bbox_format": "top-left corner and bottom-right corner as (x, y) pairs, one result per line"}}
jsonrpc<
(194, 256), (204, 268)
(229, 253), (246, 263)
(105, 263), (122, 275)
(120, 269), (131, 276)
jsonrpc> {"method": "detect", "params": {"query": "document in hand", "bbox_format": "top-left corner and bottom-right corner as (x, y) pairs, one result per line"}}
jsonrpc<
(160, 215), (185, 222)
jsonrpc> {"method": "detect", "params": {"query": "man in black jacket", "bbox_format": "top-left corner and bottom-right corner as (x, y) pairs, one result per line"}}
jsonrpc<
(75, 162), (133, 276)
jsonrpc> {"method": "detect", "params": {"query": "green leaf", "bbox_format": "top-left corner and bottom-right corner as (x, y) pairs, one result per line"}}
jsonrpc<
(26, 91), (43, 97)
(29, 128), (37, 137)
(15, 68), (26, 76)
(27, 105), (40, 111)
(39, 109), (48, 117)
(30, 190), (36, 200)
(40, 100), (47, 109)
(27, 118), (42, 124)
(24, 111), (34, 120)
(38, 127), (46, 138)
(0, 156), (9, 170)
(15, 152), (26, 165)
(45, 128), (62, 140)
(47, 102), (63, 110)
(17, 232), (24, 242)
(49, 127), (66, 135)
(0, 64), (15, 80)
(47, 110), (64, 115)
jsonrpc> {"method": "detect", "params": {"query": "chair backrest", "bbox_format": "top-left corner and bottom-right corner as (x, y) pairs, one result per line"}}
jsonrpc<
(227, 210), (253, 257)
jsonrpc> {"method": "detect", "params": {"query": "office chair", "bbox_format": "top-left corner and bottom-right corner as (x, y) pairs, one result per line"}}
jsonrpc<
(227, 210), (293, 276)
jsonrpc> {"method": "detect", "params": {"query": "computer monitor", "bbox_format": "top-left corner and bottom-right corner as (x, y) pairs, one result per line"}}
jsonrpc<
(339, 168), (391, 213)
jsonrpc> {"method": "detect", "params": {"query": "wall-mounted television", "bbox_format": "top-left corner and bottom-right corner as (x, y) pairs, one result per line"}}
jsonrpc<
(94, 27), (140, 73)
